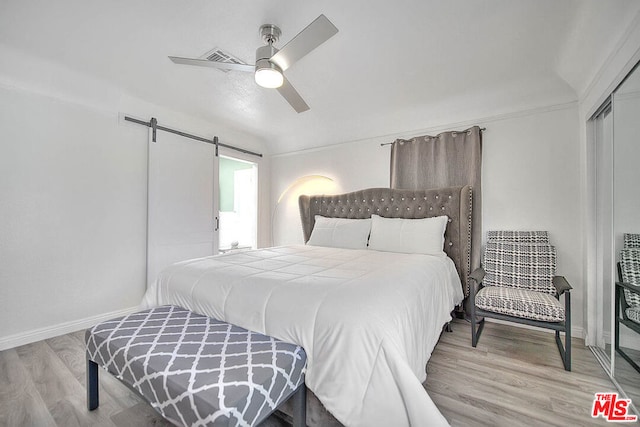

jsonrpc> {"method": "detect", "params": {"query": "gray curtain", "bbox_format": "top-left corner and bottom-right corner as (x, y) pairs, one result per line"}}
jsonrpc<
(390, 126), (482, 294)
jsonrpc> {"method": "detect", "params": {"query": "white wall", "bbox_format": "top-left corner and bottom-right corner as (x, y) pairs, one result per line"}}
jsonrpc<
(271, 104), (585, 334)
(271, 138), (390, 245)
(0, 47), (270, 349)
(0, 85), (148, 342)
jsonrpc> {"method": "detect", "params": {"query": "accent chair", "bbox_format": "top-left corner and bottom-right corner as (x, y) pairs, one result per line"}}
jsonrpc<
(469, 231), (572, 371)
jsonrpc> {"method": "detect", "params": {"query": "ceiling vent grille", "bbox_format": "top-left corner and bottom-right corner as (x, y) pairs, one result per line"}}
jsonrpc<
(201, 48), (247, 72)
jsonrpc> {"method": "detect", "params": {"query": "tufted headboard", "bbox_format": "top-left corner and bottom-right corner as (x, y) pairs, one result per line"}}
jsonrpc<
(299, 186), (473, 295)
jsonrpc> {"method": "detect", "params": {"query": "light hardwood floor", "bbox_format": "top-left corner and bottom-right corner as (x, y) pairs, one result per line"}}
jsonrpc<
(612, 346), (640, 406)
(426, 319), (630, 426)
(0, 319), (627, 426)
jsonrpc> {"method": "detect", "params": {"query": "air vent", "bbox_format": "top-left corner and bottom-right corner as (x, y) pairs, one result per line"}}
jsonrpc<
(201, 48), (247, 72)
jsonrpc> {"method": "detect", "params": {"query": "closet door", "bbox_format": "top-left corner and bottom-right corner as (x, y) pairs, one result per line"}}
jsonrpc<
(612, 62), (640, 404)
(146, 129), (218, 287)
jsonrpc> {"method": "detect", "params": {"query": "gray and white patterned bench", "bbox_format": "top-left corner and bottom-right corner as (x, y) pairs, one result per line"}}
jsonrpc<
(85, 305), (307, 427)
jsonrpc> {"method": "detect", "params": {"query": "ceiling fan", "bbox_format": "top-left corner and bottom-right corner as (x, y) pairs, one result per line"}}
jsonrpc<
(169, 15), (338, 113)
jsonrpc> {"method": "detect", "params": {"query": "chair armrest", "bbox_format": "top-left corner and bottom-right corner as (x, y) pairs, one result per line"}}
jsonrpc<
(469, 267), (485, 300)
(553, 276), (572, 295)
(616, 280), (640, 295)
(469, 267), (485, 285)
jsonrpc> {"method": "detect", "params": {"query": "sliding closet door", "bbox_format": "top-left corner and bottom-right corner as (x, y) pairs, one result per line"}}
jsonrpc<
(147, 129), (218, 287)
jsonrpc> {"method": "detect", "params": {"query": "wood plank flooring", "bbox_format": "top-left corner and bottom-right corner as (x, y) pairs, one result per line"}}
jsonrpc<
(611, 346), (640, 405)
(0, 319), (627, 426)
(426, 319), (630, 426)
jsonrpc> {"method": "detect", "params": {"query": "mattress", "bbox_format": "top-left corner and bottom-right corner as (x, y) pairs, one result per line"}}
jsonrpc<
(141, 245), (463, 426)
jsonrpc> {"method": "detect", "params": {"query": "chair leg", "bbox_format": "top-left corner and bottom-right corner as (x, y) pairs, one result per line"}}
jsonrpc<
(615, 285), (621, 353)
(555, 291), (571, 371)
(469, 283), (485, 347)
(565, 292), (571, 371)
(471, 301), (477, 346)
(470, 305), (485, 347)
(565, 329), (571, 371)
(554, 329), (571, 371)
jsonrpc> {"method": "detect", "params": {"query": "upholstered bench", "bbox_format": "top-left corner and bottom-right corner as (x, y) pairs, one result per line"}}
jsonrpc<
(85, 305), (307, 426)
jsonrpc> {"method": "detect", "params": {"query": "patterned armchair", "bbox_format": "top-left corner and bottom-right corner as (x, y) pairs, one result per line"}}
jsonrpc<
(469, 231), (572, 371)
(624, 232), (640, 249)
(615, 234), (640, 373)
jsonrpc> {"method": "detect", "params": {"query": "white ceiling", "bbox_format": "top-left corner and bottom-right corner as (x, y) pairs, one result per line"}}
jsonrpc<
(1, 0), (639, 154)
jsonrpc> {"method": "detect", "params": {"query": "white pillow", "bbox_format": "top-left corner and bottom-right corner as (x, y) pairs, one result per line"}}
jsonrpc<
(307, 216), (371, 249)
(368, 214), (448, 256)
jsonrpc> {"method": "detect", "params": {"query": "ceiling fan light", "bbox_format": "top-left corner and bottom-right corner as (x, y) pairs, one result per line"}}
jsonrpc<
(255, 67), (284, 88)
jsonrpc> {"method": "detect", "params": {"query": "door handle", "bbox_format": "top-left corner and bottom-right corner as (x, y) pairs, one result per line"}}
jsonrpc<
(214, 216), (219, 231)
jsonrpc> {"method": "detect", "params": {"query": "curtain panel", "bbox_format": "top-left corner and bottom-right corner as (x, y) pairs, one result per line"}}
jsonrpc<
(390, 126), (482, 295)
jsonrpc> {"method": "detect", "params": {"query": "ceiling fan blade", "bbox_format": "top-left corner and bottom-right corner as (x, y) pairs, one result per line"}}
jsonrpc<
(169, 56), (255, 73)
(277, 76), (310, 113)
(270, 15), (338, 71)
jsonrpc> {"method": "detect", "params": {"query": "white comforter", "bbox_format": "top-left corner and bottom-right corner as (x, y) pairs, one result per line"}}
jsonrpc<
(141, 245), (463, 427)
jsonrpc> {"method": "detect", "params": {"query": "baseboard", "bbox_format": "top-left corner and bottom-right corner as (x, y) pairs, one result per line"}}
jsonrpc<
(603, 330), (640, 351)
(484, 317), (585, 341)
(0, 306), (140, 351)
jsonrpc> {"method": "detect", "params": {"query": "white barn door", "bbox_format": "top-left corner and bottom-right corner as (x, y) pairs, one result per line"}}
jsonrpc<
(146, 128), (218, 287)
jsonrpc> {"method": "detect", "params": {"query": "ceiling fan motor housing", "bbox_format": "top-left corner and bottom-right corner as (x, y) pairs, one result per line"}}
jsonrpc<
(255, 41), (283, 88)
(255, 44), (279, 66)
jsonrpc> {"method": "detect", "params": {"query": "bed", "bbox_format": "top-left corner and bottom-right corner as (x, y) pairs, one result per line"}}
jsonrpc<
(141, 186), (472, 427)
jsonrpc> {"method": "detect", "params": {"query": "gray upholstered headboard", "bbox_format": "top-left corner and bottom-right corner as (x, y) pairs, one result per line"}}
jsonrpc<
(299, 186), (473, 295)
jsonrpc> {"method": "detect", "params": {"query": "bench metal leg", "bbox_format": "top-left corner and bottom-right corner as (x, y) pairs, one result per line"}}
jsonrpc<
(292, 384), (306, 427)
(87, 358), (99, 410)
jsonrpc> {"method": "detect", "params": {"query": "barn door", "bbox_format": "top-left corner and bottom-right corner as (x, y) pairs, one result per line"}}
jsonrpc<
(146, 127), (218, 287)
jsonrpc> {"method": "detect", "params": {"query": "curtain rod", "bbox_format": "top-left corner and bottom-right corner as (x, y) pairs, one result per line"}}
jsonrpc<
(379, 127), (486, 147)
(124, 116), (263, 158)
